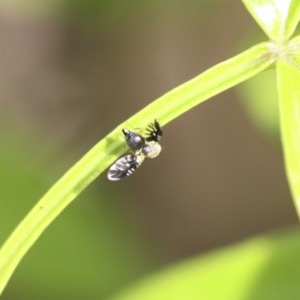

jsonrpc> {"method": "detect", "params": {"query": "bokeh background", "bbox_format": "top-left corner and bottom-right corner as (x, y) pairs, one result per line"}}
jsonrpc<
(0, 0), (298, 299)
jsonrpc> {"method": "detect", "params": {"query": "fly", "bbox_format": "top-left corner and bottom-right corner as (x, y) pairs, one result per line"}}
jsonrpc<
(107, 120), (163, 181)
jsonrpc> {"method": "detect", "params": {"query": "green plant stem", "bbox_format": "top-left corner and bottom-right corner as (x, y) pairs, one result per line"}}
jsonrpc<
(0, 42), (274, 295)
(277, 54), (300, 218)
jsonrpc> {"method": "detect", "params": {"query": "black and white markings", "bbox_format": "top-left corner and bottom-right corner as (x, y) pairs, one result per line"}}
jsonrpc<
(107, 154), (142, 180)
(145, 119), (163, 142)
(107, 120), (163, 181)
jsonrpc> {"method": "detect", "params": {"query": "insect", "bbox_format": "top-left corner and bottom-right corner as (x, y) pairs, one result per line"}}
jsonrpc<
(107, 120), (163, 181)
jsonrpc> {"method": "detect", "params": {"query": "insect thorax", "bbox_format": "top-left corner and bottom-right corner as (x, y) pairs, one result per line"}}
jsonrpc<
(122, 129), (145, 151)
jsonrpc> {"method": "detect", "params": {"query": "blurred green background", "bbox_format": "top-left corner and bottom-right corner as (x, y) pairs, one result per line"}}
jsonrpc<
(0, 0), (298, 299)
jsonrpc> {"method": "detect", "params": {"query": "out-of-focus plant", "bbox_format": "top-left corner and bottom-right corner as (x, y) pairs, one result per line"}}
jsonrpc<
(109, 229), (300, 300)
(0, 0), (300, 298)
(239, 69), (280, 140)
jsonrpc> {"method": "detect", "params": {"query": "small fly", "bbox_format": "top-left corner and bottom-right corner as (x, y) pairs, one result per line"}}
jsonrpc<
(107, 120), (163, 181)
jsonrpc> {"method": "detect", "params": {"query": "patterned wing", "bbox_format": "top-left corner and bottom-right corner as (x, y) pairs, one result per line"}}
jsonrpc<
(107, 154), (144, 181)
(145, 120), (163, 142)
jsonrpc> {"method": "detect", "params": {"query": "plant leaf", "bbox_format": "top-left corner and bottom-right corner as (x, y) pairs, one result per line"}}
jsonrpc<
(0, 42), (275, 295)
(277, 36), (300, 217)
(109, 230), (300, 300)
(243, 0), (300, 42)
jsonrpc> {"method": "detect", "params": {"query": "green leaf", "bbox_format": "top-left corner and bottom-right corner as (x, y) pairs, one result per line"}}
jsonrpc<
(109, 230), (300, 300)
(132, 42), (275, 127)
(0, 126), (155, 299)
(243, 0), (300, 42)
(277, 35), (300, 217)
(0, 42), (275, 295)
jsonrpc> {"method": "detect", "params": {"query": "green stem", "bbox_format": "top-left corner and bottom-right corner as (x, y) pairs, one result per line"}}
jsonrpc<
(277, 54), (300, 218)
(0, 41), (274, 295)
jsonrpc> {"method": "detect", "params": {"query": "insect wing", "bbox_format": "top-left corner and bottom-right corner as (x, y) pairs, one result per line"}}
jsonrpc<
(107, 154), (144, 181)
(145, 120), (163, 142)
